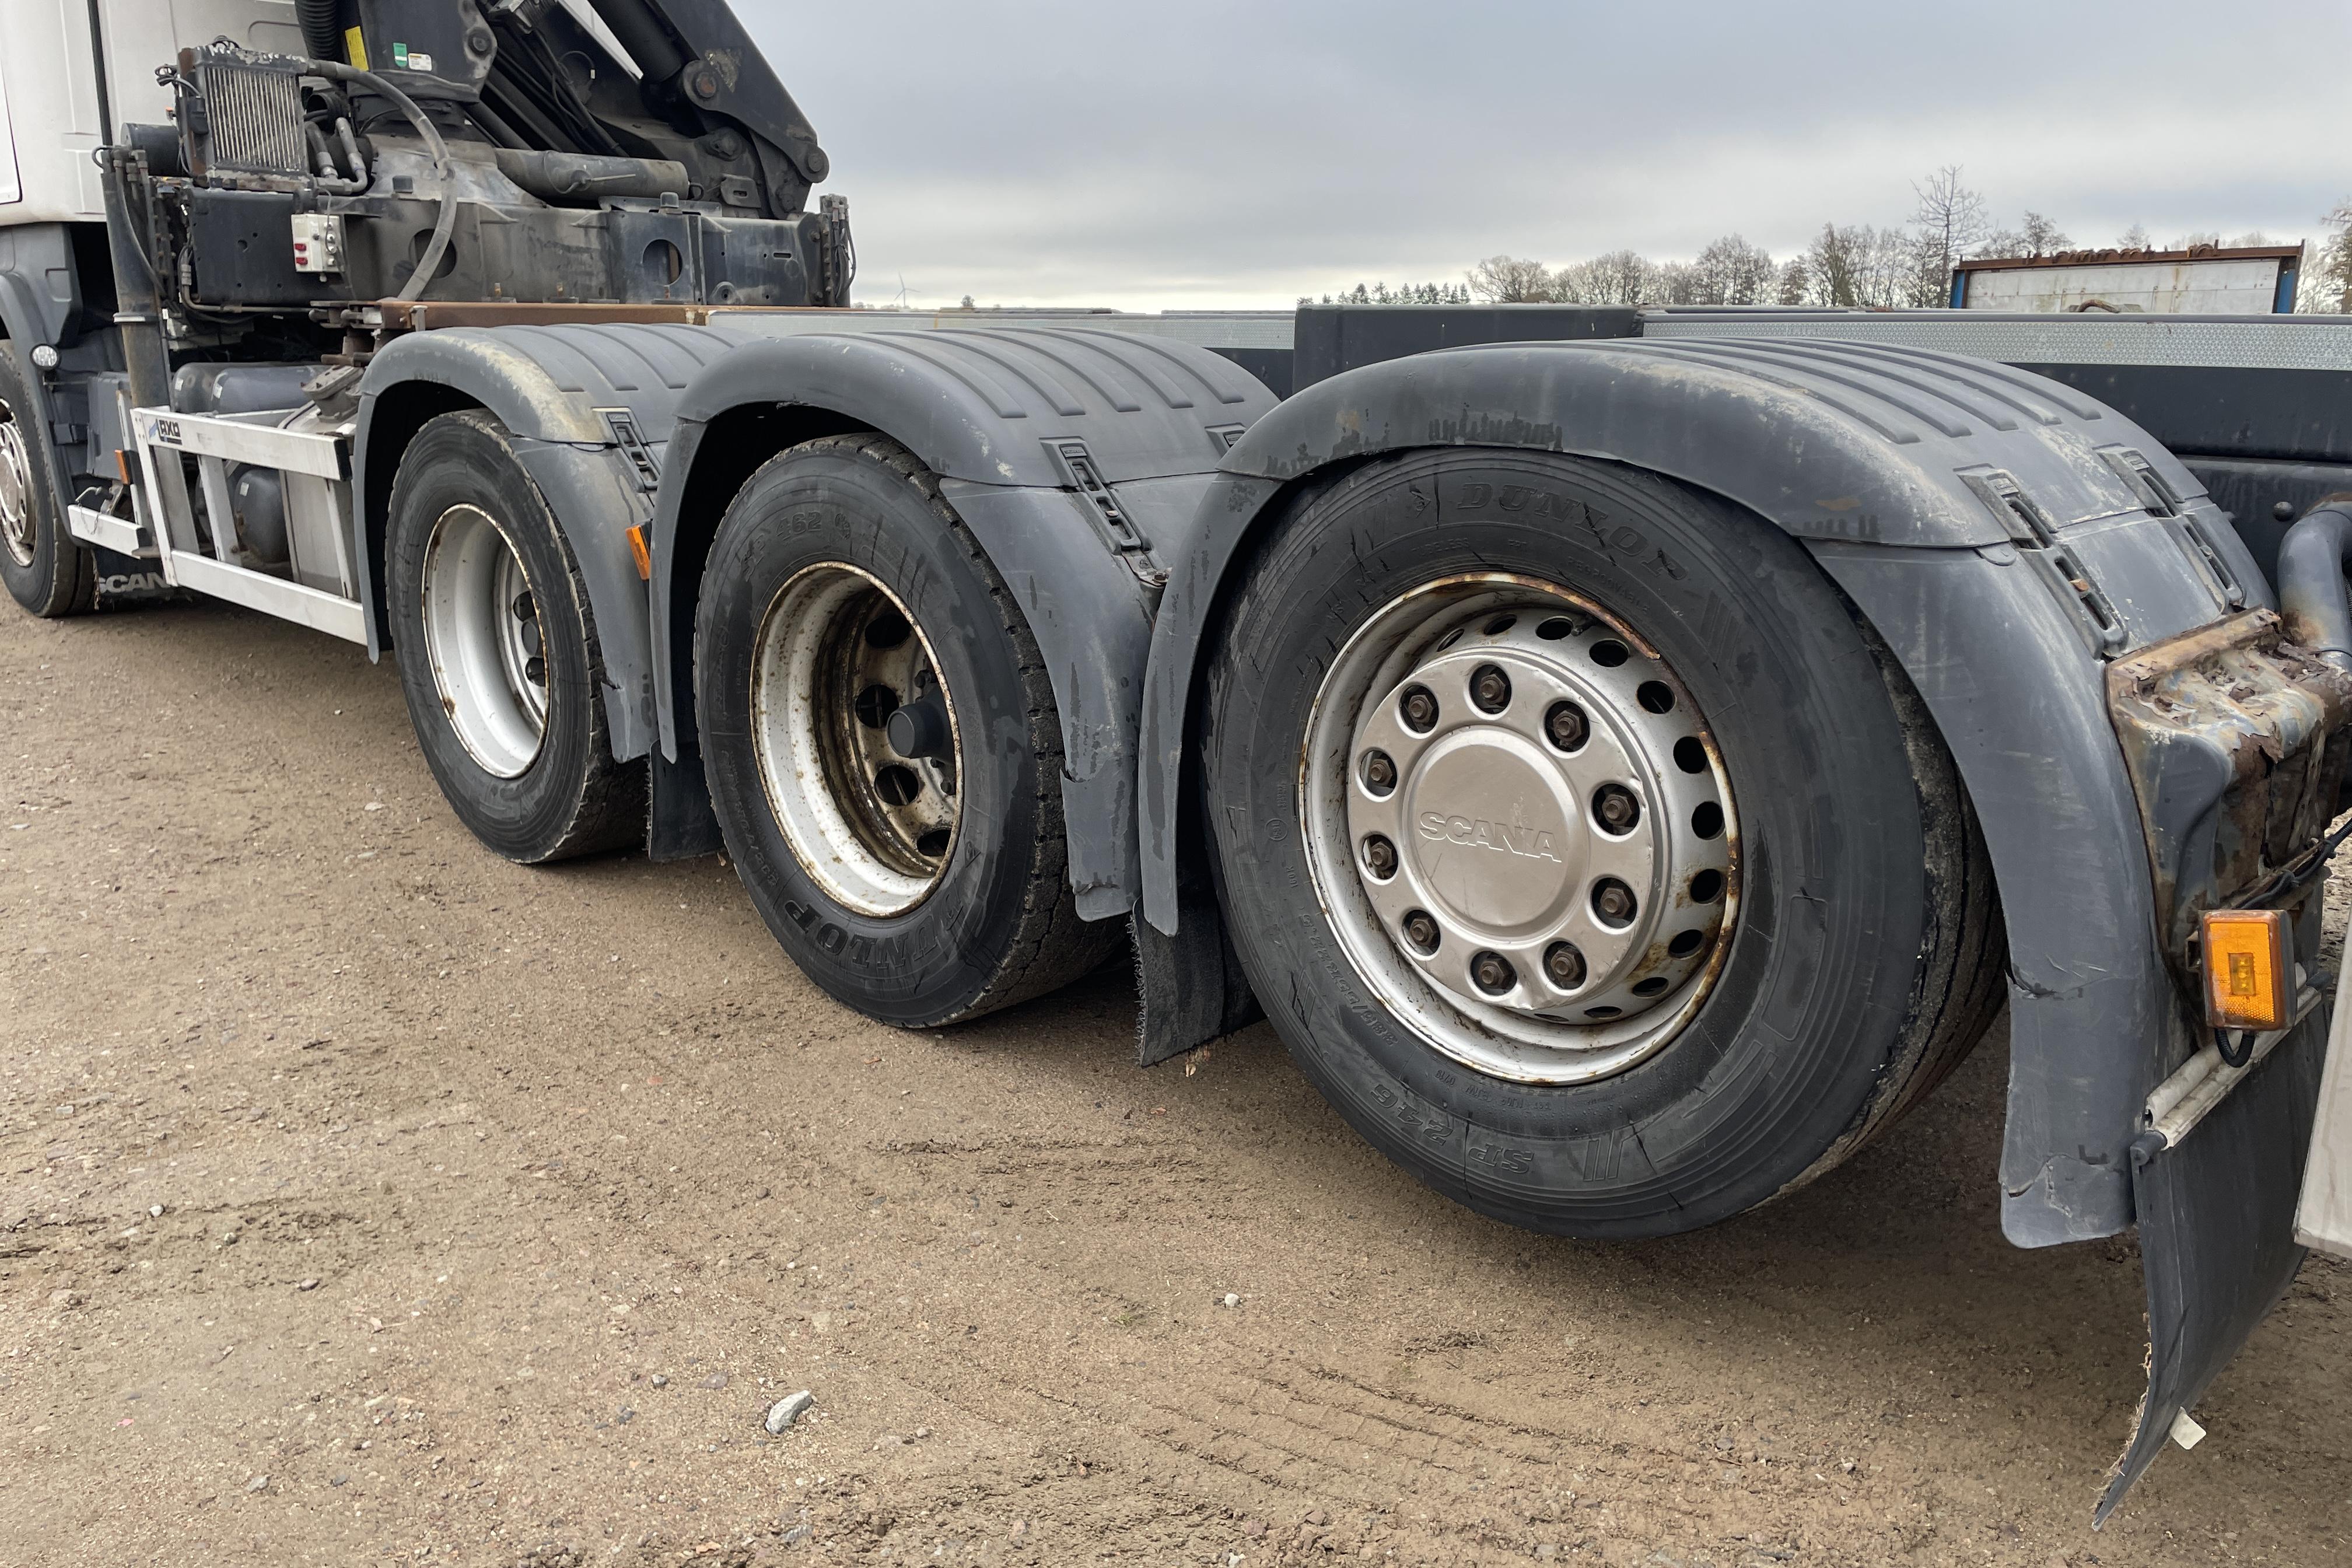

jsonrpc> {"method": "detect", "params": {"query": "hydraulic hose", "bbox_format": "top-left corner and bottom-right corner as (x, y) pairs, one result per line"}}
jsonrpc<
(295, 0), (346, 65)
(303, 121), (366, 193)
(312, 60), (453, 303)
(2275, 500), (2352, 672)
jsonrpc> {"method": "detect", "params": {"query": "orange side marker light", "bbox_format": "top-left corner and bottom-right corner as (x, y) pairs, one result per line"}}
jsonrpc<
(2202, 908), (2291, 1032)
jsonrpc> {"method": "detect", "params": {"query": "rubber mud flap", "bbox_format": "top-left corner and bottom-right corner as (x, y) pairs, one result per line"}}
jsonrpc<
(2097, 1008), (2328, 1524)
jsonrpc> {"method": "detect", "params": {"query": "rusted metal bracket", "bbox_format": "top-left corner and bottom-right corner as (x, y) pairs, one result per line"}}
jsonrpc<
(2106, 608), (2352, 983)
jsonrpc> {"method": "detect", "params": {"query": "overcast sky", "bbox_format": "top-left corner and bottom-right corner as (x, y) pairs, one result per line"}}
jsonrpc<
(734, 1), (2350, 312)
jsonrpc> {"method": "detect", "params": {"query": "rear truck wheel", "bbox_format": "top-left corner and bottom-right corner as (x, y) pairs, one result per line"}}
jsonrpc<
(386, 410), (645, 862)
(0, 342), (94, 618)
(1203, 450), (2006, 1238)
(694, 433), (1121, 1027)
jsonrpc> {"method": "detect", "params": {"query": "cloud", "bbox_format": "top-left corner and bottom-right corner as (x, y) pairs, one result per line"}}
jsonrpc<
(737, 0), (2352, 309)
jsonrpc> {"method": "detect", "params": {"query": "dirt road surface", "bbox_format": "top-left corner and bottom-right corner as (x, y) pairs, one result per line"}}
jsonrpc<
(4, 598), (2348, 1568)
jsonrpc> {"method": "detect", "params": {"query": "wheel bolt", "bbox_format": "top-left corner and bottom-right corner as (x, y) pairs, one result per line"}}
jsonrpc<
(1592, 878), (1637, 926)
(1545, 942), (1586, 989)
(1470, 663), (1511, 714)
(1362, 750), (1397, 794)
(1399, 685), (1438, 733)
(1545, 701), (1588, 752)
(1362, 835), (1398, 880)
(1402, 909), (1440, 953)
(1594, 784), (1641, 833)
(1471, 950), (1516, 995)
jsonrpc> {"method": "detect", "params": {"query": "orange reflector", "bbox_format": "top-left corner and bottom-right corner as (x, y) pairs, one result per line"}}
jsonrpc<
(114, 448), (135, 485)
(2202, 908), (2291, 1032)
(625, 524), (652, 581)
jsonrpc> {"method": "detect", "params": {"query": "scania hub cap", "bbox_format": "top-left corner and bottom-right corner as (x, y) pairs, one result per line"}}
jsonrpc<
(1303, 577), (1740, 1084)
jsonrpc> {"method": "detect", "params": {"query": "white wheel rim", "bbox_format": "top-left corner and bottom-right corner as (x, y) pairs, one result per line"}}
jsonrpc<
(0, 404), (36, 569)
(1301, 575), (1741, 1086)
(750, 562), (963, 918)
(419, 503), (548, 779)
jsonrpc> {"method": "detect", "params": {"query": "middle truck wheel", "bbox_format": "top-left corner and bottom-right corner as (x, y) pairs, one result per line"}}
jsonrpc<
(694, 434), (1122, 1026)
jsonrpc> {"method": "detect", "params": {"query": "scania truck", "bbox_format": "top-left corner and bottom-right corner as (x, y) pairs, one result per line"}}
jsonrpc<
(6, 0), (2351, 1518)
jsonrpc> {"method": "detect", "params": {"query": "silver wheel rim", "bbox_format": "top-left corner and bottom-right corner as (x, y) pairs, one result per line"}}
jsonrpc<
(419, 503), (548, 779)
(1302, 574), (1740, 1085)
(0, 404), (36, 569)
(750, 562), (962, 918)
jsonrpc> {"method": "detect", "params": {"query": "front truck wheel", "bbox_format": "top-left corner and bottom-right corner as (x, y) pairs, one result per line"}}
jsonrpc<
(694, 435), (1122, 1027)
(386, 410), (645, 862)
(0, 341), (94, 618)
(1204, 450), (2006, 1238)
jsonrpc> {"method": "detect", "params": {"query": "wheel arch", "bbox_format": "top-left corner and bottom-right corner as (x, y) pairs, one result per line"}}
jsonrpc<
(645, 327), (1278, 917)
(1138, 338), (2269, 1249)
(353, 323), (760, 765)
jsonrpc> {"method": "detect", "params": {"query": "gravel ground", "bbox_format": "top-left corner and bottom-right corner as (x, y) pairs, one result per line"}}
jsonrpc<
(2, 598), (2347, 1567)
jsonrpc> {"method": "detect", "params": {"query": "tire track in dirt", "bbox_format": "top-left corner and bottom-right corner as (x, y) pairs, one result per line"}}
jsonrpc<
(3, 600), (2349, 1567)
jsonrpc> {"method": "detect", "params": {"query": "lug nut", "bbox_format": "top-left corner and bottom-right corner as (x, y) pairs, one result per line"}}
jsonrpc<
(1544, 942), (1586, 989)
(1592, 878), (1637, 926)
(1362, 750), (1397, 794)
(1362, 835), (1398, 880)
(1545, 701), (1588, 752)
(1402, 909), (1440, 953)
(1471, 950), (1516, 995)
(1399, 685), (1438, 733)
(1594, 784), (1642, 833)
(1469, 663), (1511, 714)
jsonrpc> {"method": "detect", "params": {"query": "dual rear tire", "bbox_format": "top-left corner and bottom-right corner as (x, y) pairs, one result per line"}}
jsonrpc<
(1202, 450), (2006, 1237)
(691, 435), (1121, 1026)
(386, 411), (643, 862)
(383, 418), (1116, 1026)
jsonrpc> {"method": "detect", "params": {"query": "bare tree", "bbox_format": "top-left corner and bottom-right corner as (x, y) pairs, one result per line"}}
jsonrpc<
(1805, 223), (1868, 306)
(1776, 257), (1810, 306)
(1692, 234), (1777, 305)
(1548, 258), (1606, 304)
(2019, 212), (2071, 255)
(2117, 223), (2152, 250)
(1466, 256), (1553, 303)
(1647, 261), (1701, 305)
(2301, 198), (2352, 314)
(1902, 233), (1951, 307)
(1588, 249), (1654, 304)
(1911, 166), (1990, 292)
(1861, 227), (1920, 307)
(1545, 251), (1655, 304)
(1976, 226), (2026, 260)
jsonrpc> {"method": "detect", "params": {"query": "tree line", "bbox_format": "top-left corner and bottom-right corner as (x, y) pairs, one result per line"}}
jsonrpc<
(1308, 168), (2352, 313)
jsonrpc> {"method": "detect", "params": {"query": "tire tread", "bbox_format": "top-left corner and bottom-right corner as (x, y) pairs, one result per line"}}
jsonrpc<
(746, 433), (1119, 1025)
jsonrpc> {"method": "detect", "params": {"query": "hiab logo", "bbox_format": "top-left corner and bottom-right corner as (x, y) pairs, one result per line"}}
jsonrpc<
(1416, 811), (1563, 863)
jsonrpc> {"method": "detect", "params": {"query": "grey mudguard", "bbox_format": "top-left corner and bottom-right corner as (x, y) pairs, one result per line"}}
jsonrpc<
(352, 323), (760, 761)
(0, 223), (83, 350)
(645, 327), (1278, 918)
(1136, 337), (2272, 1248)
